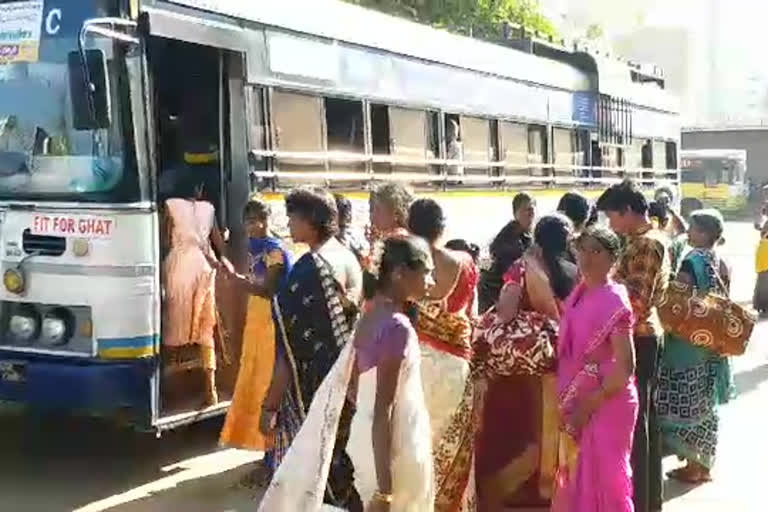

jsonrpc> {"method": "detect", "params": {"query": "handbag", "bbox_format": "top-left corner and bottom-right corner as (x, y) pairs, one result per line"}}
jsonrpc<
(658, 276), (756, 356)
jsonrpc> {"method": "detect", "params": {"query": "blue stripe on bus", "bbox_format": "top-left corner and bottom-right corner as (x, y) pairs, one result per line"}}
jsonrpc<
(97, 335), (157, 349)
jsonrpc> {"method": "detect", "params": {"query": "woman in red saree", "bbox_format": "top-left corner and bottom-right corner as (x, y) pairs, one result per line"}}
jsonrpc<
(554, 226), (638, 512)
(473, 214), (577, 511)
(408, 199), (479, 512)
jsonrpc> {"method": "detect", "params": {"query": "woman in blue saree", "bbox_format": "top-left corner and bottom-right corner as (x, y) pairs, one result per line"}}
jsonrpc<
(657, 209), (734, 484)
(259, 187), (363, 510)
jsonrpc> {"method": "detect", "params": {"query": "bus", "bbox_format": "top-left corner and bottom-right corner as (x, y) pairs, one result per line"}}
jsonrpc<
(0, 0), (680, 432)
(680, 149), (748, 215)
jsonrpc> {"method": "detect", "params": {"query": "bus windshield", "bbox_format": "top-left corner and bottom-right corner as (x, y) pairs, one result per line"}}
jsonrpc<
(0, 0), (138, 202)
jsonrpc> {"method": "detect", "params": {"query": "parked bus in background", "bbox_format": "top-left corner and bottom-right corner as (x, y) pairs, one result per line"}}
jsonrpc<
(680, 149), (747, 216)
(0, 0), (680, 433)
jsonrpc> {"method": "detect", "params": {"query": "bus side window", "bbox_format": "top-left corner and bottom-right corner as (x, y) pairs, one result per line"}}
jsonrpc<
(500, 121), (527, 177)
(325, 97), (364, 152)
(426, 111), (440, 175)
(460, 115), (491, 176)
(528, 125), (547, 176)
(665, 141), (677, 170)
(245, 87), (269, 189)
(370, 103), (390, 173)
(271, 90), (324, 152)
(388, 106), (428, 174)
(553, 127), (575, 176)
(489, 120), (500, 176)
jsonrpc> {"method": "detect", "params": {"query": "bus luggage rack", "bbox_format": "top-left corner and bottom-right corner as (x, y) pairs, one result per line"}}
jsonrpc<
(22, 229), (66, 257)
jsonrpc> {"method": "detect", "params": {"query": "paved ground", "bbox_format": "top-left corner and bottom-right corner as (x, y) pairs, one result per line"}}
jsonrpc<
(0, 221), (764, 511)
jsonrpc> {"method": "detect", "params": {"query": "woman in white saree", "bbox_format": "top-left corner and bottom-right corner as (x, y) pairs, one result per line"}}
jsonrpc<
(258, 236), (435, 511)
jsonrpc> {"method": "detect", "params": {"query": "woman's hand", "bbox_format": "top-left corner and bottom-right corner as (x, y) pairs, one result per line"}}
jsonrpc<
(572, 391), (603, 431)
(366, 500), (390, 512)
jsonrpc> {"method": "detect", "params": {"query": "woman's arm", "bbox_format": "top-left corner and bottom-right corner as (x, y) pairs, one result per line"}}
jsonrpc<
(576, 316), (636, 428)
(260, 353), (290, 435)
(209, 217), (235, 274)
(372, 356), (401, 497)
(231, 264), (284, 298)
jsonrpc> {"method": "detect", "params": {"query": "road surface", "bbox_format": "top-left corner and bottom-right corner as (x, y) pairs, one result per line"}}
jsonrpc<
(0, 221), (764, 511)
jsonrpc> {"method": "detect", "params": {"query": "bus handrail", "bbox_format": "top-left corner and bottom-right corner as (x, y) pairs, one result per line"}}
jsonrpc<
(249, 149), (680, 176)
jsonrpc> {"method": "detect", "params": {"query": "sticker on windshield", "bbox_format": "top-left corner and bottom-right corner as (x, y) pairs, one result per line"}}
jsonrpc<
(0, 1), (44, 65)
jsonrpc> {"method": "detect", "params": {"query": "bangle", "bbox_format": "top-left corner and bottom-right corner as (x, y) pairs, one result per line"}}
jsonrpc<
(372, 490), (393, 504)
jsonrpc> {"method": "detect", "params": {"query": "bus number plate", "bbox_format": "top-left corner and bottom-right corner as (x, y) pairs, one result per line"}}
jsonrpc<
(0, 361), (25, 383)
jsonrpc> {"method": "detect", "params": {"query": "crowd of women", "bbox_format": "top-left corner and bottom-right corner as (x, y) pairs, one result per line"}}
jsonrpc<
(160, 175), (738, 512)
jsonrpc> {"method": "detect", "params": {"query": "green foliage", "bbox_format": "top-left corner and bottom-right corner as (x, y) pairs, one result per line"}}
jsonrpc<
(346, 0), (557, 39)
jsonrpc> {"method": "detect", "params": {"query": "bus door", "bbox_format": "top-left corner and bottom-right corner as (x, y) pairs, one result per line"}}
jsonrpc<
(147, 37), (247, 430)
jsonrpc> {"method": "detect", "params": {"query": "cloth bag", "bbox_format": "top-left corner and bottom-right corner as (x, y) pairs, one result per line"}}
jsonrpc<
(658, 279), (756, 356)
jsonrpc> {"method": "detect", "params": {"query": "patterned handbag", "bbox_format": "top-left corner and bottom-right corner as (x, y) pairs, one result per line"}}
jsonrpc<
(658, 279), (756, 356)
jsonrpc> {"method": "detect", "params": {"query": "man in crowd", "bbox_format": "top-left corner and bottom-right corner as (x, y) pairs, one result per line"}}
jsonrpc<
(597, 180), (670, 512)
(478, 191), (536, 313)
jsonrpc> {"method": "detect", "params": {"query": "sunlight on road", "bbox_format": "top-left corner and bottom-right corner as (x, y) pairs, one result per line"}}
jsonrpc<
(74, 449), (260, 512)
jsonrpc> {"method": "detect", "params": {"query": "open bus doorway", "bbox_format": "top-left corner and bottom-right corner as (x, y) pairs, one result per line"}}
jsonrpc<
(148, 37), (239, 419)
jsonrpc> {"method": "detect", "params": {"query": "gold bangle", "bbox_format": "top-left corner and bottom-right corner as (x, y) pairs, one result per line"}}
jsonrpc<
(372, 490), (393, 503)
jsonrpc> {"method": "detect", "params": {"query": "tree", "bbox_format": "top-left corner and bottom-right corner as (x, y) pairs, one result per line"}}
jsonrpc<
(345, 0), (557, 40)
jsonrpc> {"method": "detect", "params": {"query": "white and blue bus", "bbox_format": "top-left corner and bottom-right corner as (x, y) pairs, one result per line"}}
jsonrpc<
(0, 0), (681, 432)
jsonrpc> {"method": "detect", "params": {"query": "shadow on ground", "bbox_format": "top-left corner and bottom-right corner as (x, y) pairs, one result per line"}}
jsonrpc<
(0, 411), (258, 512)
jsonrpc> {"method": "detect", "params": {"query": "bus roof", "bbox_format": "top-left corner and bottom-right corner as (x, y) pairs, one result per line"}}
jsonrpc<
(160, 0), (591, 92)
(681, 149), (746, 160)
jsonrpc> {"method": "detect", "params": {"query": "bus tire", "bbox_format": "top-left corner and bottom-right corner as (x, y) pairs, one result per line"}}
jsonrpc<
(681, 198), (703, 218)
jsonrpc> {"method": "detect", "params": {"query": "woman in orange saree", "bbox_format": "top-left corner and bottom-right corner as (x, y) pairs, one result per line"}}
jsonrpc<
(409, 199), (480, 512)
(473, 214), (578, 511)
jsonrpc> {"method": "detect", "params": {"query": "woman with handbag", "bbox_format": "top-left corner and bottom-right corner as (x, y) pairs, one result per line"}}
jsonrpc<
(407, 199), (479, 512)
(554, 226), (638, 512)
(657, 209), (734, 484)
(473, 214), (578, 511)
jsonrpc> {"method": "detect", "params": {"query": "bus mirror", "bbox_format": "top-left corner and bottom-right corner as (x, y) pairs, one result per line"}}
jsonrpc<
(67, 50), (112, 131)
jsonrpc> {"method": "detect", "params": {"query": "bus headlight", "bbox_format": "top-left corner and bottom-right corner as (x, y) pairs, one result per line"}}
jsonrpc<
(39, 310), (72, 347)
(9, 314), (37, 343)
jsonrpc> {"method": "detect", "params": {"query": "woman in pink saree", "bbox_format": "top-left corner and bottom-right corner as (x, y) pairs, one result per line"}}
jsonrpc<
(555, 226), (638, 512)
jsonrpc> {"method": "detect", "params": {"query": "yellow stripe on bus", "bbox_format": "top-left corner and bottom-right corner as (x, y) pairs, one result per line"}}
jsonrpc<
(99, 347), (155, 359)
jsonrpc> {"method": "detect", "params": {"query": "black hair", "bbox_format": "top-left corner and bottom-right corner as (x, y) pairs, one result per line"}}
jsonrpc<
(581, 225), (623, 260)
(445, 239), (480, 264)
(534, 214), (576, 300)
(334, 193), (353, 228)
(690, 209), (725, 246)
(285, 187), (338, 241)
(648, 200), (669, 228)
(243, 197), (271, 221)
(596, 179), (648, 215)
(557, 192), (592, 229)
(408, 198), (445, 243)
(512, 191), (534, 213)
(377, 236), (432, 292)
(175, 172), (207, 201)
